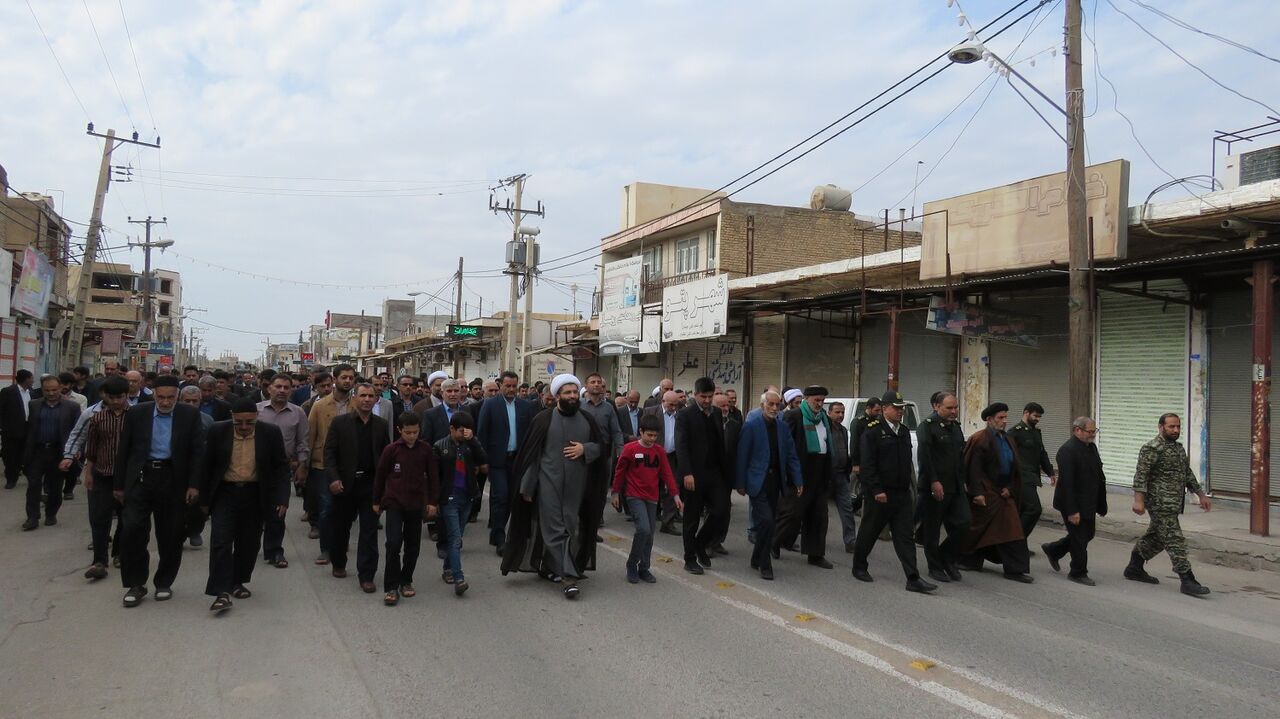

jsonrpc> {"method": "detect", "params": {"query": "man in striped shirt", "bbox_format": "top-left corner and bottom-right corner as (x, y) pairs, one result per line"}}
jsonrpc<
(79, 376), (130, 580)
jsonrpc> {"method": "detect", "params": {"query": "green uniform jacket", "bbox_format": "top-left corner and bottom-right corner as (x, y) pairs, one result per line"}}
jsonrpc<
(1008, 421), (1054, 485)
(1133, 435), (1202, 514)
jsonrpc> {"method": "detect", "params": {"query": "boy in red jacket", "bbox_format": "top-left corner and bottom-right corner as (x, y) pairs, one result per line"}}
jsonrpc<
(373, 412), (438, 606)
(612, 414), (683, 584)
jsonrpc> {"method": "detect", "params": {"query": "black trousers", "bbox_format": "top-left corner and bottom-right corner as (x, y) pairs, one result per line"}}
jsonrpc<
(922, 488), (971, 573)
(86, 472), (122, 565)
(63, 460), (81, 494)
(205, 484), (264, 596)
(853, 489), (920, 580)
(968, 540), (1032, 576)
(658, 452), (679, 522)
(1043, 514), (1096, 577)
(749, 487), (780, 571)
(119, 468), (188, 589)
(261, 493), (288, 561)
(1, 431), (25, 485)
(383, 507), (423, 592)
(774, 456), (830, 558)
(680, 471), (727, 561)
(25, 445), (65, 521)
(329, 481), (379, 582)
(1020, 479), (1043, 539)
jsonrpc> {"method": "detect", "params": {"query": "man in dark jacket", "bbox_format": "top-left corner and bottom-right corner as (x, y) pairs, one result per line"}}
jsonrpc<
(774, 385), (834, 569)
(708, 391), (741, 555)
(849, 397), (881, 512)
(1008, 402), (1056, 542)
(202, 399), (290, 612)
(675, 377), (729, 575)
(324, 383), (391, 593)
(475, 371), (537, 552)
(961, 402), (1032, 582)
(851, 391), (934, 593)
(1, 369), (35, 489)
(827, 401), (857, 554)
(1042, 417), (1107, 585)
(21, 375), (82, 529)
(916, 392), (969, 583)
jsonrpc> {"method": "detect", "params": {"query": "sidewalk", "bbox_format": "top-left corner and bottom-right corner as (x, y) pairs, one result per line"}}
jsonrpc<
(1035, 485), (1280, 573)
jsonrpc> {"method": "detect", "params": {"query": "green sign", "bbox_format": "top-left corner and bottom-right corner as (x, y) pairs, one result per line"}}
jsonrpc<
(449, 324), (479, 337)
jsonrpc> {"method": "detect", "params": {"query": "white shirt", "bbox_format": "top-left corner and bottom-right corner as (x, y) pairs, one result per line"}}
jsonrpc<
(18, 386), (31, 420)
(815, 420), (829, 454)
(886, 421), (900, 435)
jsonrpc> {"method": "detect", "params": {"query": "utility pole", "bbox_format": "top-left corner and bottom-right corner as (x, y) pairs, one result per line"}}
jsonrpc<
(490, 174), (545, 374)
(522, 241), (536, 380)
(1065, 0), (1092, 421)
(127, 216), (170, 342)
(453, 256), (464, 378)
(62, 125), (160, 367)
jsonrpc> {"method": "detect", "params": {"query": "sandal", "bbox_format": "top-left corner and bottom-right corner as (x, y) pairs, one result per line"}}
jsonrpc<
(400, 584), (417, 598)
(441, 569), (454, 584)
(563, 584), (580, 600)
(272, 557), (289, 569)
(210, 594), (232, 612)
(384, 590), (399, 606)
(231, 585), (252, 599)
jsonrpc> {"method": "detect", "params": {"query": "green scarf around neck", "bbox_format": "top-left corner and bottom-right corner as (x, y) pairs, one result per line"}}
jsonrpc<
(799, 400), (830, 453)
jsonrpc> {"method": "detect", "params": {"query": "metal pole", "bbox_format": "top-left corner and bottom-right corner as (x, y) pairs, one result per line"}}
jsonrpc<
(1065, 0), (1094, 421)
(142, 221), (153, 339)
(522, 239), (535, 380)
(887, 309), (900, 392)
(62, 129), (116, 368)
(454, 256), (463, 379)
(1250, 259), (1273, 536)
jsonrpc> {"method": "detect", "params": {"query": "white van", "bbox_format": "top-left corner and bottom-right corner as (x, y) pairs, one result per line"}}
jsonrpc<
(824, 397), (922, 472)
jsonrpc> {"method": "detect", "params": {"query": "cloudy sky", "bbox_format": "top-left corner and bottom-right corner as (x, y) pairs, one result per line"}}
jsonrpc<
(2, 0), (1276, 360)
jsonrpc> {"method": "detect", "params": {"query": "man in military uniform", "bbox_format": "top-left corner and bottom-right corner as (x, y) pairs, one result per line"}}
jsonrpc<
(848, 397), (881, 515)
(1124, 413), (1212, 596)
(1008, 402), (1056, 544)
(916, 391), (968, 583)
(851, 391), (934, 594)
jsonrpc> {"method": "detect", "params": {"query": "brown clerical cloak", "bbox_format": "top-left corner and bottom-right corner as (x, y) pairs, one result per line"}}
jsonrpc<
(962, 428), (1025, 552)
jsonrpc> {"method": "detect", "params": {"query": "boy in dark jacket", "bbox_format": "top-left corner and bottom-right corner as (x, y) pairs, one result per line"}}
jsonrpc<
(431, 412), (488, 596)
(373, 412), (438, 606)
(611, 415), (683, 584)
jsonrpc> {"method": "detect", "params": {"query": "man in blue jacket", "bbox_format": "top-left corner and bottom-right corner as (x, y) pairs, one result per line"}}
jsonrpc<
(734, 390), (802, 580)
(475, 370), (538, 553)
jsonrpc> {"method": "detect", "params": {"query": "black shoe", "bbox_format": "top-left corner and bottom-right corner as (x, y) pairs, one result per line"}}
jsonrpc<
(770, 546), (780, 560)
(495, 545), (505, 557)
(44, 516), (57, 526)
(1124, 550), (1160, 584)
(437, 547), (448, 560)
(3, 481), (15, 489)
(956, 559), (984, 572)
(21, 518), (38, 531)
(782, 542), (798, 552)
(1003, 573), (1034, 584)
(63, 491), (74, 501)
(1068, 574), (1096, 586)
(711, 543), (728, 556)
(945, 564), (963, 582)
(189, 533), (203, 547)
(905, 578), (936, 593)
(844, 543), (855, 554)
(696, 551), (712, 569)
(760, 566), (775, 580)
(84, 564), (108, 580)
(659, 521), (682, 536)
(928, 569), (952, 583)
(684, 560), (704, 575)
(807, 556), (834, 569)
(123, 586), (147, 607)
(1042, 544), (1060, 572)
(1179, 571), (1210, 596)
(595, 534), (604, 543)
(638, 569), (657, 584)
(852, 568), (873, 582)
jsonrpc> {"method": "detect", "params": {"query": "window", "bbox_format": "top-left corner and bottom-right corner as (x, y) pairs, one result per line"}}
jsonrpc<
(642, 245), (663, 280)
(159, 301), (171, 317)
(676, 237), (699, 275)
(160, 279), (173, 295)
(706, 228), (717, 267)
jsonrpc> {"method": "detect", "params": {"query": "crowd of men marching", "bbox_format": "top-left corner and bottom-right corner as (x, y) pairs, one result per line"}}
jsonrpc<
(0, 360), (1215, 613)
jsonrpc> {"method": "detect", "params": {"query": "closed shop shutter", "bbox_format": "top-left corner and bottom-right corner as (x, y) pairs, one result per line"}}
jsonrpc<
(989, 294), (1072, 453)
(899, 311), (957, 409)
(784, 314), (856, 396)
(859, 318), (890, 397)
(749, 314), (784, 401)
(1097, 282), (1189, 486)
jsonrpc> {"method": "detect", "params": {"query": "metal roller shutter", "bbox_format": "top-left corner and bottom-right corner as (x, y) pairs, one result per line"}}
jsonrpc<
(989, 295), (1072, 452)
(749, 314), (784, 400)
(1096, 283), (1189, 487)
(783, 314), (856, 396)
(899, 311), (957, 409)
(858, 318), (890, 396)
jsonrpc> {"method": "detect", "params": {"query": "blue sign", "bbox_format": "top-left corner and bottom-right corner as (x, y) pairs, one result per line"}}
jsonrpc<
(546, 360), (556, 376)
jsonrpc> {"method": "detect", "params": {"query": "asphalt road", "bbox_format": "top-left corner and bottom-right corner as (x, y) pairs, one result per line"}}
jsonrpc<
(1, 486), (1277, 719)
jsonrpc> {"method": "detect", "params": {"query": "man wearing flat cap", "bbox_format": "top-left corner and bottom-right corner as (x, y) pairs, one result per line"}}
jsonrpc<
(960, 402), (1034, 582)
(773, 385), (834, 569)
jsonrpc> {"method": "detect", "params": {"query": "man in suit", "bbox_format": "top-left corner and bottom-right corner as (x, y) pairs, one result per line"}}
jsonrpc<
(617, 390), (642, 443)
(674, 377), (729, 575)
(828, 401), (858, 554)
(735, 390), (803, 580)
(1042, 417), (1107, 586)
(642, 378), (673, 409)
(203, 398), (290, 612)
(83, 360), (121, 406)
(198, 376), (232, 421)
(475, 370), (536, 553)
(774, 386), (834, 570)
(21, 375), (82, 530)
(324, 383), (391, 593)
(642, 389), (684, 535)
(124, 370), (154, 406)
(115, 375), (207, 607)
(708, 390), (741, 555)
(1, 369), (34, 489)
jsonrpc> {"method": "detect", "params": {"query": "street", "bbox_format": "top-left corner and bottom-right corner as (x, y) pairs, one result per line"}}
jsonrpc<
(1, 488), (1277, 719)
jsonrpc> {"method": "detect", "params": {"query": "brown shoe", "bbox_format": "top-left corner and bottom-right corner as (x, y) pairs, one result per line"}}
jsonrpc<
(332, 567), (347, 578)
(360, 581), (376, 593)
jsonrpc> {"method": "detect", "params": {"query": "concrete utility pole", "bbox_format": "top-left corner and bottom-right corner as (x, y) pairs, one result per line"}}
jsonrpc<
(491, 174), (545, 375)
(63, 125), (160, 368)
(453, 256), (464, 379)
(1064, 0), (1093, 421)
(127, 216), (170, 342)
(522, 234), (537, 380)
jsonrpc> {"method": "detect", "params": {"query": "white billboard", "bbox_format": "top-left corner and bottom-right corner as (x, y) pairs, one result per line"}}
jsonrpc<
(662, 273), (728, 342)
(599, 256), (645, 355)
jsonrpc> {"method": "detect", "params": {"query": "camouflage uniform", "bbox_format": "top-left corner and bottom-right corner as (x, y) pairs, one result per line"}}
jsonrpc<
(1132, 435), (1202, 574)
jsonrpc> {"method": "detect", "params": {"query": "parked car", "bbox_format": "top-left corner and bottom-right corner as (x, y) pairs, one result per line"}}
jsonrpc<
(825, 397), (922, 473)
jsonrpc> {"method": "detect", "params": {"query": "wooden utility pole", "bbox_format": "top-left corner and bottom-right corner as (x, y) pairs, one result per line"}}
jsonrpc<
(1065, 0), (1093, 421)
(127, 215), (168, 342)
(453, 256), (464, 378)
(1251, 259), (1273, 536)
(63, 125), (160, 368)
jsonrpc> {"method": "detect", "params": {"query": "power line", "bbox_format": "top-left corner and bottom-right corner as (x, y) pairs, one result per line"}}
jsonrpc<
(1120, 0), (1280, 65)
(130, 177), (490, 199)
(1102, 0), (1278, 116)
(165, 250), (461, 289)
(24, 0), (91, 121)
(82, 0), (137, 130)
(187, 317), (299, 336)
(131, 168), (492, 184)
(116, 0), (157, 130)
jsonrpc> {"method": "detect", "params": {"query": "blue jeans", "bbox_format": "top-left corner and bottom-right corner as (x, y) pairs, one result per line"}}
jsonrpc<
(308, 468), (334, 553)
(624, 498), (657, 572)
(442, 493), (471, 582)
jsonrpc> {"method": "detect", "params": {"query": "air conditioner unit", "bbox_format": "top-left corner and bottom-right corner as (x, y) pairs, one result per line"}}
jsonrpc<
(433, 352), (447, 364)
(1223, 144), (1280, 191)
(456, 348), (469, 359)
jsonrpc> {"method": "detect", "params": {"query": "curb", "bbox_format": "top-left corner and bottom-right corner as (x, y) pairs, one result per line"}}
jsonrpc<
(1037, 512), (1280, 574)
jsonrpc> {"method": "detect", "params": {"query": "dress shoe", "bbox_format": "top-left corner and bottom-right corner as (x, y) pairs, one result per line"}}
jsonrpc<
(1042, 544), (1060, 572)
(844, 543), (855, 554)
(760, 566), (775, 580)
(711, 543), (728, 556)
(696, 551), (712, 569)
(626, 567), (640, 584)
(944, 565), (963, 582)
(638, 569), (657, 584)
(770, 546), (781, 560)
(683, 560), (704, 575)
(1003, 572), (1035, 584)
(495, 544), (506, 557)
(905, 578), (937, 593)
(332, 567), (348, 578)
(852, 568), (874, 582)
(360, 581), (377, 593)
(188, 533), (203, 547)
(44, 516), (57, 526)
(807, 556), (834, 569)
(1068, 574), (1096, 586)
(21, 518), (38, 531)
(928, 569), (952, 583)
(782, 542), (798, 552)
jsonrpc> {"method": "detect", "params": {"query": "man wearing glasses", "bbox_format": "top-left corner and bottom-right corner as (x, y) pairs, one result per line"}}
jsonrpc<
(1042, 418), (1105, 585)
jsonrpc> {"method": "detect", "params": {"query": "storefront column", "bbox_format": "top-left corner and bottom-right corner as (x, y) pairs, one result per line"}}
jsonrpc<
(958, 336), (989, 435)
